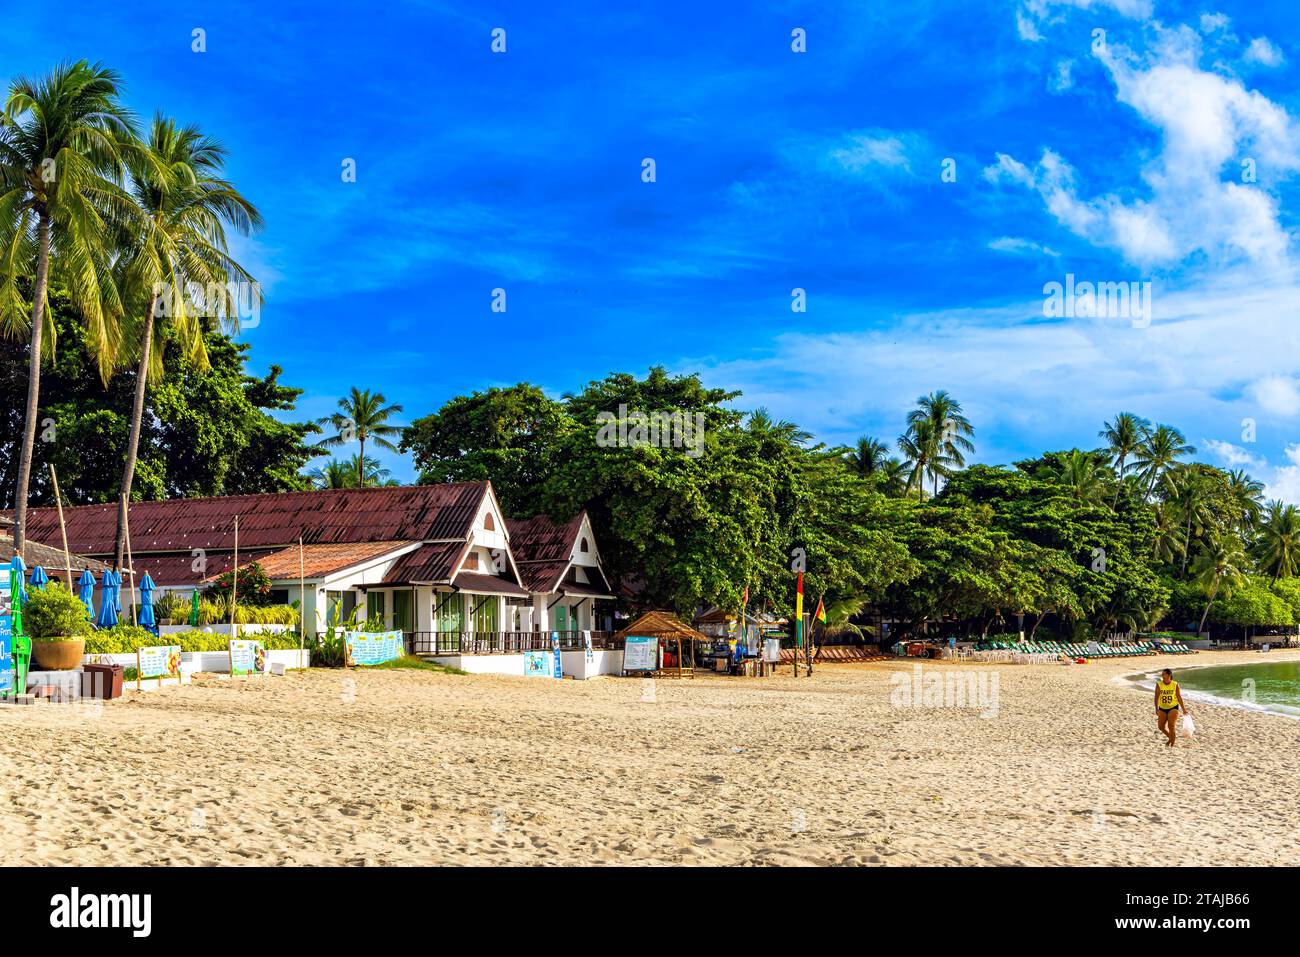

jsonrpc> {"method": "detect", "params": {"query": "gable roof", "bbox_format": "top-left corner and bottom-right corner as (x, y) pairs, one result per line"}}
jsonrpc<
(16, 483), (490, 556)
(246, 540), (419, 581)
(382, 540), (470, 585)
(507, 511), (611, 595)
(615, 610), (706, 643)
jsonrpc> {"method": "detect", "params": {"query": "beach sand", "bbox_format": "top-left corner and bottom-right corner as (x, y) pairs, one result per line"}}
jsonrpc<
(3, 650), (1298, 866)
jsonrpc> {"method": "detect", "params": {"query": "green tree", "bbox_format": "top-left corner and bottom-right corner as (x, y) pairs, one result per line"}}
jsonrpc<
(1191, 536), (1249, 634)
(401, 383), (572, 513)
(905, 390), (975, 496)
(112, 114), (263, 568)
(318, 387), (404, 489)
(1256, 500), (1300, 581)
(0, 60), (136, 555)
(1131, 424), (1195, 498)
(845, 436), (889, 478)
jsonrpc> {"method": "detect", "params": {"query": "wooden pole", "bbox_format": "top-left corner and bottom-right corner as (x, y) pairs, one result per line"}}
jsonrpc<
(47, 463), (73, 589)
(298, 534), (305, 662)
(124, 506), (138, 626)
(230, 516), (239, 642)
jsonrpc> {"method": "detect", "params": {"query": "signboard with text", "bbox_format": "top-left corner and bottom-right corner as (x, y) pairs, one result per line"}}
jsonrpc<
(623, 636), (658, 672)
(229, 639), (266, 676)
(138, 645), (182, 681)
(343, 631), (403, 666)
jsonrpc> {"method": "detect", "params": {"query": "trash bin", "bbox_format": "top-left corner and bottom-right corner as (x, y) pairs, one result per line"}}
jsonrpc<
(81, 663), (124, 700)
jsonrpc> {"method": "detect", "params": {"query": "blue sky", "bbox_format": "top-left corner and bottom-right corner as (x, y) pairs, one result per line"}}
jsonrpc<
(8, 0), (1300, 496)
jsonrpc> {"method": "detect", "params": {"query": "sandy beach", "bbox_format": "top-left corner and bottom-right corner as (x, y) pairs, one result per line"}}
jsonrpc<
(3, 651), (1298, 866)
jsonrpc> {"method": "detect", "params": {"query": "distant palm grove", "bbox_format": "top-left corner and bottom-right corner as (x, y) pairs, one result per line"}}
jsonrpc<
(3, 62), (1297, 641)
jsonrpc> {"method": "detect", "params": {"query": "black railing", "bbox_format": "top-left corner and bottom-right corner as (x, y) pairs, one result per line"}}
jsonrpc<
(406, 630), (618, 656)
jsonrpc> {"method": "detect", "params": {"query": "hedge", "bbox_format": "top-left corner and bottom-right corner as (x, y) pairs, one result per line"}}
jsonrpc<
(83, 627), (304, 654)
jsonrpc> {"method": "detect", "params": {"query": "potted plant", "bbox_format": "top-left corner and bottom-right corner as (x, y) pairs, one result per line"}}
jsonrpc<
(23, 582), (94, 670)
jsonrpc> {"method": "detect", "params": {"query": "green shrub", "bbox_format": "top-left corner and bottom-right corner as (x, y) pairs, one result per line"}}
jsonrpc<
(23, 583), (93, 641)
(234, 604), (299, 626)
(154, 591), (194, 624)
(205, 561), (275, 606)
(83, 624), (157, 654)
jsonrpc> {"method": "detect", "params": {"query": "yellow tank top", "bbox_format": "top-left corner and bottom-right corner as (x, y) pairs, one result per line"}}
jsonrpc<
(1157, 680), (1179, 709)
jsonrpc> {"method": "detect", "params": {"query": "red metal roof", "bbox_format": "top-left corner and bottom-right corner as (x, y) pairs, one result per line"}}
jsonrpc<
(16, 483), (490, 557)
(382, 541), (469, 585)
(451, 571), (531, 597)
(250, 540), (417, 580)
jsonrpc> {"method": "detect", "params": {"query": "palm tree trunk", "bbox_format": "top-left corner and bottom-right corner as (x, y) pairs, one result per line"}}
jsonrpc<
(358, 437), (366, 489)
(1111, 453), (1125, 508)
(1197, 582), (1219, 634)
(1181, 511), (1193, 575)
(12, 213), (52, 558)
(114, 296), (158, 569)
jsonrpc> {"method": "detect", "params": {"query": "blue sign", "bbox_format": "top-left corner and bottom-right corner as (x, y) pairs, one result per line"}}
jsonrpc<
(524, 650), (555, 678)
(344, 630), (403, 666)
(550, 631), (562, 678)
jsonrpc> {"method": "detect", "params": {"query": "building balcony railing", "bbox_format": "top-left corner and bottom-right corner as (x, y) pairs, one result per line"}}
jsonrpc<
(405, 630), (618, 656)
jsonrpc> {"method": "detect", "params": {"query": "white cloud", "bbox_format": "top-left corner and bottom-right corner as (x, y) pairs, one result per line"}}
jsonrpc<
(1202, 438), (1264, 469)
(991, 26), (1300, 269)
(1246, 375), (1300, 417)
(1199, 13), (1231, 34)
(1244, 37), (1285, 68)
(1266, 445), (1300, 503)
(988, 236), (1059, 256)
(829, 134), (912, 174)
(1050, 59), (1075, 92)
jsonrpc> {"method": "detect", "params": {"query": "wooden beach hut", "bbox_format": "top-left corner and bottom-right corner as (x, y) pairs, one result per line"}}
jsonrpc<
(615, 610), (706, 679)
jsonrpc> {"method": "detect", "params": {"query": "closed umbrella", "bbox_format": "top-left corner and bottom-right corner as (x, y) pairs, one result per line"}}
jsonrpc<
(11, 554), (25, 605)
(29, 565), (48, 591)
(76, 568), (96, 618)
(138, 572), (158, 636)
(95, 569), (121, 629)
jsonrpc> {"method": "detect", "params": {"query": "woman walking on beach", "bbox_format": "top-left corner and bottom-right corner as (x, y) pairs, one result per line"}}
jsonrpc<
(1155, 669), (1190, 748)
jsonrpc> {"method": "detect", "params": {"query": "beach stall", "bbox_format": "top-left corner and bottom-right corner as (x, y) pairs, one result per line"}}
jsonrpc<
(615, 610), (706, 679)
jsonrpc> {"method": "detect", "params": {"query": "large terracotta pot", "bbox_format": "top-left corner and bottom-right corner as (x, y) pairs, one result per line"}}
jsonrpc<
(31, 638), (85, 671)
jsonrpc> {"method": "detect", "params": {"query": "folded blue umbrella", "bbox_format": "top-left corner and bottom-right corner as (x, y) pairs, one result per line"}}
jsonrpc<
(138, 571), (158, 636)
(95, 569), (121, 629)
(29, 565), (48, 590)
(76, 568), (96, 618)
(11, 554), (26, 604)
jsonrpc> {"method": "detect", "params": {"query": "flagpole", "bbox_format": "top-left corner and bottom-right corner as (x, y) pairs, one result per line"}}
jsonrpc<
(298, 534), (305, 664)
(230, 516), (239, 641)
(47, 463), (74, 589)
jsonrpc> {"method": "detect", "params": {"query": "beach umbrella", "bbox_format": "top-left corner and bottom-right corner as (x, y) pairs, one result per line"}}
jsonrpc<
(138, 572), (158, 636)
(11, 554), (26, 604)
(29, 565), (48, 591)
(76, 568), (96, 618)
(95, 569), (121, 629)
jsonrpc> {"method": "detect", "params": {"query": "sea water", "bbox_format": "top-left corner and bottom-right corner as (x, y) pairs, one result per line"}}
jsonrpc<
(1172, 660), (1300, 718)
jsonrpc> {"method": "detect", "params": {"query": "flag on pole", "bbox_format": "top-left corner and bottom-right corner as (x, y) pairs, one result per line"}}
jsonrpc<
(794, 572), (804, 649)
(814, 596), (826, 623)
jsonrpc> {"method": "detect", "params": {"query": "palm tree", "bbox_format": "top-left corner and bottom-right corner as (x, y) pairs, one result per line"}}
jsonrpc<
(1256, 500), (1300, 581)
(0, 61), (136, 555)
(1225, 469), (1265, 535)
(898, 419), (937, 502)
(1099, 412), (1149, 505)
(1165, 465), (1215, 574)
(317, 388), (405, 488)
(906, 391), (975, 495)
(1051, 449), (1109, 504)
(845, 437), (889, 477)
(111, 114), (263, 568)
(813, 595), (872, 646)
(1130, 424), (1195, 498)
(876, 457), (910, 497)
(309, 455), (395, 488)
(1151, 503), (1185, 565)
(747, 408), (812, 446)
(1191, 536), (1248, 634)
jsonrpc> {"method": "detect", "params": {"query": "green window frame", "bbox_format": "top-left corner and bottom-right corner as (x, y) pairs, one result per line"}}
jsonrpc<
(393, 590), (413, 632)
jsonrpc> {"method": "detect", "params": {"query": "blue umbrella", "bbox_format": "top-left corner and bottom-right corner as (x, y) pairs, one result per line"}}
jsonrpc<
(95, 569), (121, 629)
(138, 571), (158, 636)
(29, 565), (48, 590)
(76, 568), (96, 618)
(11, 554), (26, 604)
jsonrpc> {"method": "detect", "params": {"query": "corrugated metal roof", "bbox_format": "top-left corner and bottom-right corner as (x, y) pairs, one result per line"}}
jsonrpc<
(451, 571), (531, 597)
(129, 550), (278, 588)
(382, 541), (468, 585)
(0, 533), (110, 578)
(248, 540), (417, 580)
(507, 513), (584, 564)
(15, 483), (490, 556)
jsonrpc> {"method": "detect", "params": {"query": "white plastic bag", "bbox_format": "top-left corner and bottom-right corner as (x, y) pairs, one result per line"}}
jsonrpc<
(1181, 713), (1197, 737)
